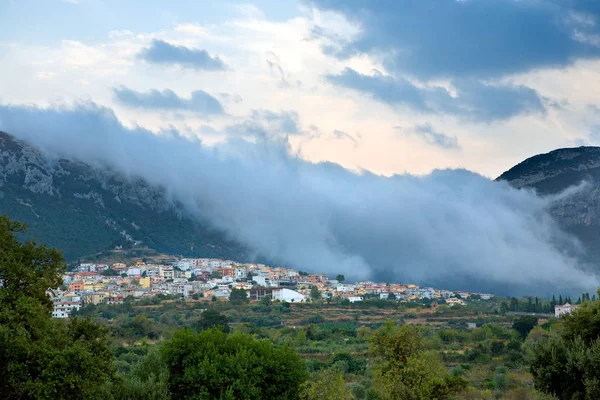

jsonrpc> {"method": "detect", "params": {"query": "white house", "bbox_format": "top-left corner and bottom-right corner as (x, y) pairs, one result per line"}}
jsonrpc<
(273, 288), (306, 302)
(555, 302), (579, 318)
(248, 287), (306, 302)
(348, 296), (364, 303)
(176, 260), (192, 271)
(446, 297), (466, 307)
(252, 276), (267, 286)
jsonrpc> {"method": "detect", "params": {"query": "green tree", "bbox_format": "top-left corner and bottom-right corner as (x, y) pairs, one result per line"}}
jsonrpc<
(260, 294), (272, 307)
(369, 323), (466, 400)
(162, 328), (308, 400)
(529, 297), (600, 399)
(513, 316), (538, 340)
(310, 286), (321, 302)
(110, 349), (170, 400)
(300, 370), (353, 400)
(116, 314), (157, 344)
(229, 288), (249, 306)
(336, 274), (345, 283)
(194, 308), (230, 333)
(0, 215), (116, 399)
(101, 268), (118, 276)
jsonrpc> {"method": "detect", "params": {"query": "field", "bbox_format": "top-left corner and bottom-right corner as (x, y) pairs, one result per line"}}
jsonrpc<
(75, 295), (557, 399)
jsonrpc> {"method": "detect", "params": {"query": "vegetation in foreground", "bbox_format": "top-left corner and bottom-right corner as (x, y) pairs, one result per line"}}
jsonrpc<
(1, 214), (600, 399)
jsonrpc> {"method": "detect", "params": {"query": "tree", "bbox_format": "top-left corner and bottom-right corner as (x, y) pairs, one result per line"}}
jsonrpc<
(229, 288), (249, 306)
(388, 292), (397, 301)
(110, 349), (170, 400)
(310, 286), (321, 302)
(529, 298), (600, 399)
(336, 274), (345, 283)
(194, 308), (230, 333)
(513, 316), (538, 340)
(116, 314), (157, 344)
(0, 215), (116, 399)
(369, 323), (467, 400)
(300, 370), (353, 400)
(162, 328), (308, 400)
(101, 268), (118, 276)
(260, 294), (272, 307)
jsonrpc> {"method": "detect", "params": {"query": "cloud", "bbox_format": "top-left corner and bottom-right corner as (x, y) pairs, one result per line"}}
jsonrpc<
(251, 109), (299, 134)
(0, 102), (596, 295)
(332, 129), (357, 146)
(266, 51), (290, 88)
(138, 39), (226, 71)
(309, 0), (600, 80)
(406, 124), (459, 150)
(327, 68), (546, 122)
(113, 86), (224, 117)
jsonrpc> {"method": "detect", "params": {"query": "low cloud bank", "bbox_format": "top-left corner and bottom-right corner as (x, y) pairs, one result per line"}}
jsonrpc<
(0, 103), (595, 295)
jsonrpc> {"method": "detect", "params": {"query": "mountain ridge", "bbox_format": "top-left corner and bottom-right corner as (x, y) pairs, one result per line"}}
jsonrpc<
(0, 130), (249, 261)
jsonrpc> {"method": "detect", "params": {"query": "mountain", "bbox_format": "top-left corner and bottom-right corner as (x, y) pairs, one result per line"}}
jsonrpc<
(0, 131), (248, 262)
(498, 146), (600, 263)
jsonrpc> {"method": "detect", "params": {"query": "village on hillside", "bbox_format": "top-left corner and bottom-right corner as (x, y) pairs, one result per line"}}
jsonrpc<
(51, 257), (496, 318)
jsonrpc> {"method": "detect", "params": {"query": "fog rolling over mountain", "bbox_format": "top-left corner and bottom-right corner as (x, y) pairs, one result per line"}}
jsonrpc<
(0, 103), (596, 295)
(498, 147), (600, 270)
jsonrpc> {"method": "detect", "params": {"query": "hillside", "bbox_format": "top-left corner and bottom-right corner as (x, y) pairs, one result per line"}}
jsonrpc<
(498, 146), (600, 262)
(0, 131), (248, 261)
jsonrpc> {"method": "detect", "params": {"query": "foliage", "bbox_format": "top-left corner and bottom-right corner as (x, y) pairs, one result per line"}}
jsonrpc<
(512, 316), (538, 339)
(194, 308), (231, 333)
(369, 323), (467, 400)
(0, 215), (116, 399)
(310, 286), (321, 302)
(110, 350), (170, 400)
(529, 298), (600, 399)
(161, 328), (308, 400)
(300, 370), (353, 400)
(229, 287), (249, 306)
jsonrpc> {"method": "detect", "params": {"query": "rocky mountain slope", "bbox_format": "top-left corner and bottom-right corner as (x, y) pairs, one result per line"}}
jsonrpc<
(0, 131), (247, 261)
(498, 146), (600, 262)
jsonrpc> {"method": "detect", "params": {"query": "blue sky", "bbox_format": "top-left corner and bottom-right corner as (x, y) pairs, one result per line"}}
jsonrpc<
(3, 0), (600, 177)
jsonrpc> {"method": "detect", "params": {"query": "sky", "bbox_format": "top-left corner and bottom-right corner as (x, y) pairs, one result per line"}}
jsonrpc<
(2, 0), (600, 293)
(4, 0), (600, 177)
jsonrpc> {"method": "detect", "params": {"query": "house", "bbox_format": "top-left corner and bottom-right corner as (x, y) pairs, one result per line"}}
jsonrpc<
(69, 281), (84, 292)
(139, 276), (151, 289)
(348, 296), (364, 303)
(248, 287), (306, 303)
(446, 297), (466, 307)
(52, 301), (81, 318)
(555, 303), (579, 318)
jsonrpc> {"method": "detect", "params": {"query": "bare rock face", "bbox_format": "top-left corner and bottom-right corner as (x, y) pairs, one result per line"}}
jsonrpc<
(498, 146), (600, 262)
(0, 131), (246, 261)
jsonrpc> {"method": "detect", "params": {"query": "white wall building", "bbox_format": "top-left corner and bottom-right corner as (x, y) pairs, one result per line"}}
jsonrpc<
(555, 303), (579, 318)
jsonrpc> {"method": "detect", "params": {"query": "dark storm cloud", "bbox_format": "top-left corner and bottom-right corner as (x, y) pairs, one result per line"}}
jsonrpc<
(309, 0), (600, 80)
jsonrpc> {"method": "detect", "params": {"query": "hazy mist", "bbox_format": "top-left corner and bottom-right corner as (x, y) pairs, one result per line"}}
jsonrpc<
(0, 103), (596, 295)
